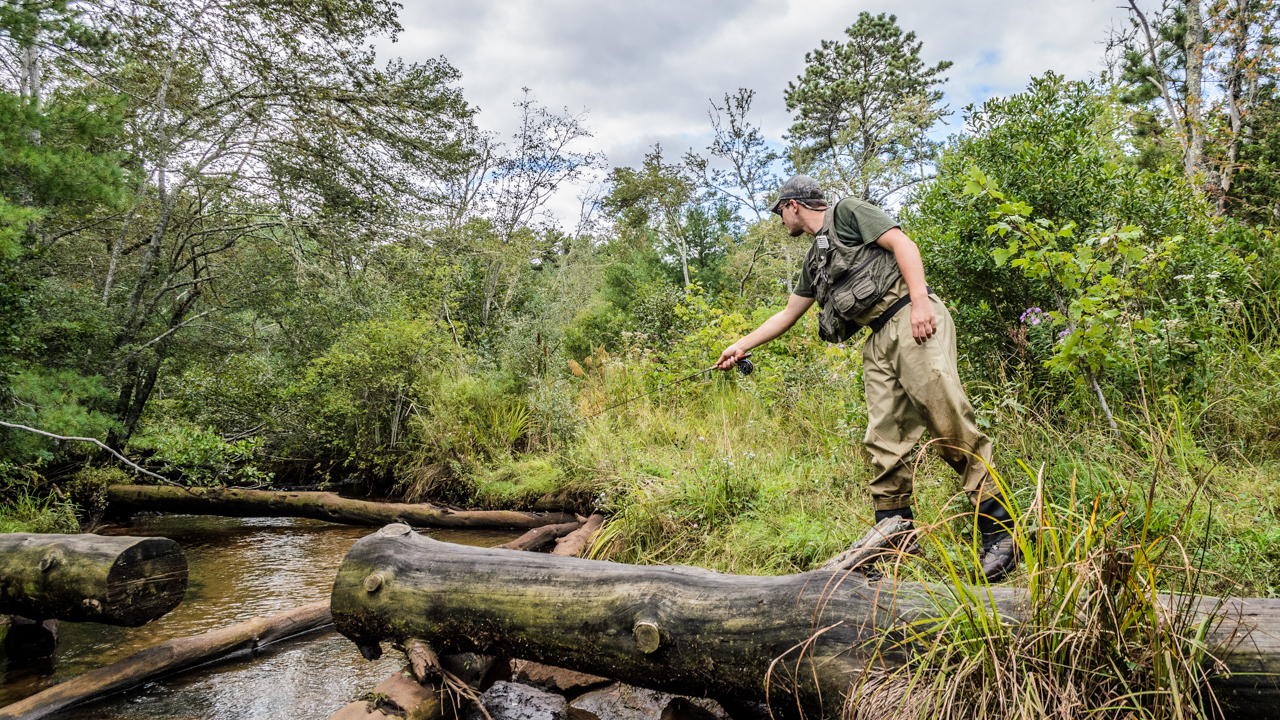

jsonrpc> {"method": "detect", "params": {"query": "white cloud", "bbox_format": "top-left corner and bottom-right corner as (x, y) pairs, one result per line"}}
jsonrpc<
(385, 0), (1130, 224)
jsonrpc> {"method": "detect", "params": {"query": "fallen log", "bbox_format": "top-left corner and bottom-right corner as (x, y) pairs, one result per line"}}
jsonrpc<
(0, 600), (332, 720)
(0, 533), (187, 627)
(331, 525), (1280, 720)
(498, 520), (583, 552)
(552, 514), (604, 558)
(107, 485), (578, 529)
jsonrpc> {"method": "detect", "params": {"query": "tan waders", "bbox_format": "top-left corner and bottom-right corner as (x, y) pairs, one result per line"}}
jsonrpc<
(861, 294), (996, 512)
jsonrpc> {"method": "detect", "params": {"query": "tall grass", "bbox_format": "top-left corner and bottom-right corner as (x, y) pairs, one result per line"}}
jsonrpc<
(843, 463), (1227, 720)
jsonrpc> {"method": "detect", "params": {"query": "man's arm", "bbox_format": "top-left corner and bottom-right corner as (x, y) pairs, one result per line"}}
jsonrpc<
(715, 293), (815, 370)
(875, 228), (936, 344)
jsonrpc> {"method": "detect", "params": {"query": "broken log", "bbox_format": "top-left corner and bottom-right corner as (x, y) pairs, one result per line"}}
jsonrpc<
(0, 600), (332, 720)
(498, 520), (583, 552)
(552, 514), (604, 558)
(107, 485), (578, 529)
(0, 533), (187, 627)
(331, 525), (1280, 720)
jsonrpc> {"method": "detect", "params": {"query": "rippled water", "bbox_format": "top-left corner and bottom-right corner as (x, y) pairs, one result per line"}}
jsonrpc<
(0, 515), (522, 719)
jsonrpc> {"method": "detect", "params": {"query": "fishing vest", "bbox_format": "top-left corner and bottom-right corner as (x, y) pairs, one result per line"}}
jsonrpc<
(807, 200), (902, 343)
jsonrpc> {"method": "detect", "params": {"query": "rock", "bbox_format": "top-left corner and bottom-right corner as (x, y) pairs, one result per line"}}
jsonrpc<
(327, 701), (397, 720)
(512, 659), (612, 696)
(372, 671), (437, 715)
(569, 684), (727, 720)
(467, 680), (571, 720)
(660, 698), (727, 720)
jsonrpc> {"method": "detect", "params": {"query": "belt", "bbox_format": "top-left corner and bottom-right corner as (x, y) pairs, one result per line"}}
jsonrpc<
(868, 286), (934, 333)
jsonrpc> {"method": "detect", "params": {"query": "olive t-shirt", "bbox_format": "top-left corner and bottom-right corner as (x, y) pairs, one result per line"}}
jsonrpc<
(794, 198), (907, 326)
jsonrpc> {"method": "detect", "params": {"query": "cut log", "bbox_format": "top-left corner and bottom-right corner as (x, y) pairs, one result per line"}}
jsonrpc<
(499, 521), (583, 552)
(331, 525), (1280, 720)
(0, 600), (331, 720)
(0, 533), (187, 627)
(552, 514), (604, 558)
(107, 485), (578, 529)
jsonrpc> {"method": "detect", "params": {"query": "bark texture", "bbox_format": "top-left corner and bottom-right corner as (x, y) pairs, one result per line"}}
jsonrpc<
(0, 600), (331, 720)
(332, 525), (1280, 719)
(107, 485), (578, 529)
(0, 533), (186, 626)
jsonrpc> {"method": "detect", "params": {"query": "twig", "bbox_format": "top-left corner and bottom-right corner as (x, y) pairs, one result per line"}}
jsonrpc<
(0, 421), (173, 485)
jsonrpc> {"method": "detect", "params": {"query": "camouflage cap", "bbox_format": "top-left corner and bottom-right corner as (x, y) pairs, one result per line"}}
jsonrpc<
(768, 174), (825, 215)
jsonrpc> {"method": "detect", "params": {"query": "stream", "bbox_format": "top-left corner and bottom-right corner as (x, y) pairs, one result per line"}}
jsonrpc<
(0, 514), (522, 719)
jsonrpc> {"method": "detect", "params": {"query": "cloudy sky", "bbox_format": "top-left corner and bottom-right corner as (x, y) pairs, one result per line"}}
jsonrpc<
(387, 0), (1132, 223)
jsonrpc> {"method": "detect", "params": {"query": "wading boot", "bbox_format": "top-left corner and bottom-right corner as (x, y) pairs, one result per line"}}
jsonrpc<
(976, 495), (1018, 582)
(874, 507), (922, 560)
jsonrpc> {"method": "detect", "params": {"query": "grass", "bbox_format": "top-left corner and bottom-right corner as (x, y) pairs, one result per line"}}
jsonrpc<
(842, 462), (1226, 720)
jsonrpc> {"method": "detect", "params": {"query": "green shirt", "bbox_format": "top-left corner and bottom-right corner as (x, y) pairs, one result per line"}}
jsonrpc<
(794, 198), (906, 326)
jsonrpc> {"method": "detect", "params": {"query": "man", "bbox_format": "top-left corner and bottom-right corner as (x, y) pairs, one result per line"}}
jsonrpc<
(714, 175), (1017, 581)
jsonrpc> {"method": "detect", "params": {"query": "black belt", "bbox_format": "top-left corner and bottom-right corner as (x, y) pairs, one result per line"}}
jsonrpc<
(868, 286), (934, 333)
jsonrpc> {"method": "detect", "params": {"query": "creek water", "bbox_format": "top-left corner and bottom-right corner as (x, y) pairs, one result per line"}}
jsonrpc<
(0, 514), (522, 719)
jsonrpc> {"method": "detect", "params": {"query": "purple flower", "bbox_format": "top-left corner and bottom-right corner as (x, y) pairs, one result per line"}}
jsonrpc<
(1020, 307), (1044, 326)
(837, 343), (845, 349)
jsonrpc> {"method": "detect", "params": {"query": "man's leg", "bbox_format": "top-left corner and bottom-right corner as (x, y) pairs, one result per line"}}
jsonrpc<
(889, 296), (994, 503)
(885, 296), (1017, 581)
(862, 331), (927, 513)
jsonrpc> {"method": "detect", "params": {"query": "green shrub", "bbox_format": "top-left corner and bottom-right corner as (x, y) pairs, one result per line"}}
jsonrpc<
(130, 423), (271, 487)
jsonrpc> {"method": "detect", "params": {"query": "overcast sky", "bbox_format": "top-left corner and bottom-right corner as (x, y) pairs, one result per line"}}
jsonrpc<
(387, 0), (1131, 224)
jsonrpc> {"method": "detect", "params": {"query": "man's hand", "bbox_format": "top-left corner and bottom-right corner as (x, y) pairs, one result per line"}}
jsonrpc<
(910, 298), (937, 344)
(716, 344), (746, 371)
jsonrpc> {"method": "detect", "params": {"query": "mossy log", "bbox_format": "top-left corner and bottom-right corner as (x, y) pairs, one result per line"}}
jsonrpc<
(331, 525), (1280, 720)
(0, 600), (332, 720)
(107, 485), (578, 529)
(0, 533), (186, 627)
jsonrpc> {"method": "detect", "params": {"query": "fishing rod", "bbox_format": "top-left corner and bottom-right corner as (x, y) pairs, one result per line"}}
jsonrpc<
(584, 352), (754, 419)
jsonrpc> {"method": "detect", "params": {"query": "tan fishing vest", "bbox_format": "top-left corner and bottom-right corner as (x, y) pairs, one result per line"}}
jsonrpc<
(807, 201), (902, 342)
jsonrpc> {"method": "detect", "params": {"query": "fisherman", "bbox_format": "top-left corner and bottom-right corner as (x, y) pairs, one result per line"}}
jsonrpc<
(714, 175), (1017, 581)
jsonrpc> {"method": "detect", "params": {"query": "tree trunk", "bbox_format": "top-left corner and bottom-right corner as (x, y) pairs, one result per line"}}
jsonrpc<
(0, 533), (186, 627)
(0, 601), (331, 720)
(1184, 0), (1206, 177)
(332, 525), (1280, 720)
(106, 485), (578, 529)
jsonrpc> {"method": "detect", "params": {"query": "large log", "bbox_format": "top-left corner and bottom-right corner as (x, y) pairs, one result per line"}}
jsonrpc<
(0, 533), (186, 627)
(107, 485), (578, 529)
(331, 525), (1280, 720)
(0, 600), (332, 720)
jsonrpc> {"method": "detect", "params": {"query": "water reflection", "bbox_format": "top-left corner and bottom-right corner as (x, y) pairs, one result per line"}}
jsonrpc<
(0, 515), (522, 719)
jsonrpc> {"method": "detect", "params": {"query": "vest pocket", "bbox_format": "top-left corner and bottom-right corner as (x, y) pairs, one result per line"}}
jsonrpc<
(832, 275), (877, 315)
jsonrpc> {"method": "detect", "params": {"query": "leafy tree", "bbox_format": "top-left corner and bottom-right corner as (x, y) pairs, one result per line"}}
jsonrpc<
(604, 145), (700, 287)
(3, 0), (477, 448)
(909, 74), (1227, 392)
(784, 12), (951, 204)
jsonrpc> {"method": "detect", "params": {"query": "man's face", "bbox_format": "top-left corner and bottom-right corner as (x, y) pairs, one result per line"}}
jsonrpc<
(778, 201), (806, 237)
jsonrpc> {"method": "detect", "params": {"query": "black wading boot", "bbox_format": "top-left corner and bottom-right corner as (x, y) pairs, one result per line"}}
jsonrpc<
(976, 495), (1018, 582)
(874, 507), (922, 559)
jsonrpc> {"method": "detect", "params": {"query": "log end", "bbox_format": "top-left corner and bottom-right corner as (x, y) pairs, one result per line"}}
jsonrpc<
(106, 536), (189, 626)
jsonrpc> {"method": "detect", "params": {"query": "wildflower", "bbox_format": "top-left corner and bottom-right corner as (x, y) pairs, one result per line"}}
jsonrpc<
(1020, 307), (1044, 325)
